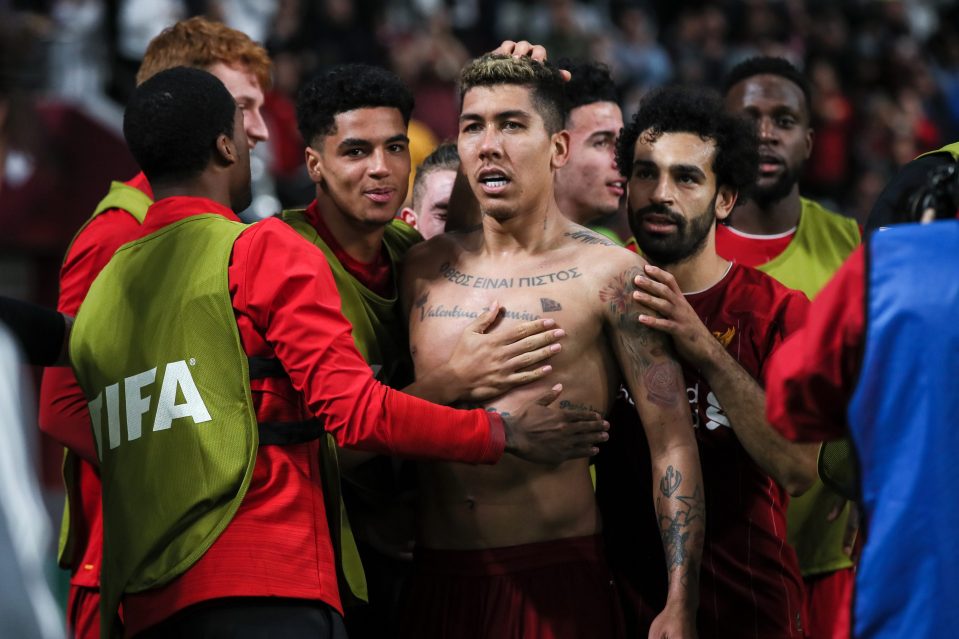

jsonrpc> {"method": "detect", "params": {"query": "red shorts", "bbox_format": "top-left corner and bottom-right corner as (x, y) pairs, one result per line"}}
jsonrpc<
(804, 568), (854, 639)
(399, 534), (625, 639)
(67, 585), (100, 639)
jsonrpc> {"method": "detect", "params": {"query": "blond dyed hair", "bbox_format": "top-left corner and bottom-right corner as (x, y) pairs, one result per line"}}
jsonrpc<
(459, 54), (566, 133)
(136, 17), (272, 91)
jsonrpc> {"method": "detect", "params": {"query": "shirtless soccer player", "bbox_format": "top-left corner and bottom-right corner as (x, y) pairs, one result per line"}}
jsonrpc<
(400, 54), (704, 639)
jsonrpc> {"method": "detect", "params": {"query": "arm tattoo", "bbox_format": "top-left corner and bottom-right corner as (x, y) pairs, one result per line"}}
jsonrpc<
(659, 465), (682, 496)
(644, 361), (682, 407)
(656, 466), (705, 585)
(602, 268), (684, 407)
(599, 267), (643, 320)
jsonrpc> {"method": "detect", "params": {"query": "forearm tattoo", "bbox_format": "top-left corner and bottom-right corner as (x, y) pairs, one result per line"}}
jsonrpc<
(656, 465), (704, 588)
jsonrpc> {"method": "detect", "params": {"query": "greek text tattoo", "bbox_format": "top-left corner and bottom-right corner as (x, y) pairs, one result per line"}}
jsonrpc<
(439, 262), (582, 289)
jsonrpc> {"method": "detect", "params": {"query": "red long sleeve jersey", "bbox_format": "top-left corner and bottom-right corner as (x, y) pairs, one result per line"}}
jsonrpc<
(39, 173), (153, 592)
(599, 264), (811, 638)
(765, 247), (866, 443)
(111, 197), (504, 636)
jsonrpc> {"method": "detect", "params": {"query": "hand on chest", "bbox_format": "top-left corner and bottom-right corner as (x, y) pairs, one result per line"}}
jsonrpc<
(409, 260), (600, 368)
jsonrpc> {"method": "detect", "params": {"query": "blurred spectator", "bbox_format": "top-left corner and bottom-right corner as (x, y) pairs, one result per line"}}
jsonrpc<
(526, 0), (605, 62)
(803, 57), (853, 203)
(669, 5), (728, 89)
(0, 322), (65, 639)
(307, 0), (388, 69)
(389, 6), (470, 140)
(0, 12), (136, 262)
(928, 12), (959, 142)
(605, 5), (672, 97)
(111, 0), (186, 102)
(262, 47), (311, 208)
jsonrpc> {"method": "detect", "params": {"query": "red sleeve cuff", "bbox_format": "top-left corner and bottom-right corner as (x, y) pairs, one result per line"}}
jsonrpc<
(485, 411), (507, 462)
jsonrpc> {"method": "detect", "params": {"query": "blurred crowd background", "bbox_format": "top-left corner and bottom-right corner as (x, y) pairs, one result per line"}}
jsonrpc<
(1, 0), (959, 574)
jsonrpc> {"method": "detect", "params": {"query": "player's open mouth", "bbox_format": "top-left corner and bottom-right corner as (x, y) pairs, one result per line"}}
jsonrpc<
(607, 180), (625, 197)
(758, 154), (784, 177)
(478, 171), (511, 194)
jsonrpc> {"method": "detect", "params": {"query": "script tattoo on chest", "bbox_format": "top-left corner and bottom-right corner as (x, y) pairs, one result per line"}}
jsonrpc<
(439, 262), (582, 289)
(417, 304), (541, 323)
(564, 230), (617, 247)
(415, 290), (541, 323)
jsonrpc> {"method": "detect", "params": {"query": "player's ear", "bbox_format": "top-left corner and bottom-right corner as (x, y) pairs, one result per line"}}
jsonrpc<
(305, 146), (323, 184)
(399, 207), (417, 228)
(550, 129), (570, 170)
(215, 133), (238, 168)
(715, 185), (738, 222)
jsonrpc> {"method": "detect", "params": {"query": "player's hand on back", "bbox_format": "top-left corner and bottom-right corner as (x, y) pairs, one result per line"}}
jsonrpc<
(500, 384), (609, 464)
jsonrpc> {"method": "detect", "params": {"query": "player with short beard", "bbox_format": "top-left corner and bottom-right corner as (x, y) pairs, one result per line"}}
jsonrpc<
(598, 85), (819, 639)
(720, 56), (861, 639)
(400, 54), (703, 639)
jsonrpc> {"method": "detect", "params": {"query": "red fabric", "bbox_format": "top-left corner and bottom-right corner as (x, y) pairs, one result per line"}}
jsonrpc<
(262, 91), (304, 178)
(803, 568), (854, 639)
(304, 200), (392, 296)
(121, 196), (504, 636)
(67, 584), (100, 639)
(600, 264), (810, 639)
(0, 102), (138, 255)
(400, 535), (624, 639)
(715, 223), (796, 267)
(40, 173), (152, 461)
(765, 247), (866, 443)
(37, 173), (152, 612)
(807, 94), (853, 188)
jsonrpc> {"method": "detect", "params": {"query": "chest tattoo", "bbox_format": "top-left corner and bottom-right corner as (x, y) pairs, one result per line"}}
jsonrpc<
(438, 262), (582, 289)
